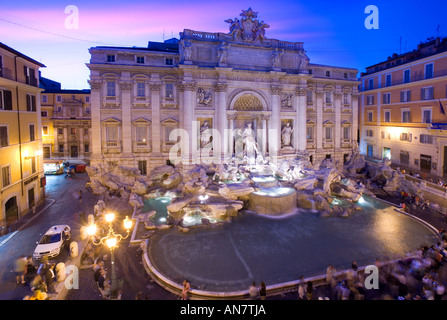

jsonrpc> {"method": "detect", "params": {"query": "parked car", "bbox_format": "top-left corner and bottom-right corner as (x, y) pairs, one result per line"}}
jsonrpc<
(33, 225), (71, 260)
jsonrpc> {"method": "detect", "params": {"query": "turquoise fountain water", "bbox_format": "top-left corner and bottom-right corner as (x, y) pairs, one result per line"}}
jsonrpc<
(146, 195), (440, 293)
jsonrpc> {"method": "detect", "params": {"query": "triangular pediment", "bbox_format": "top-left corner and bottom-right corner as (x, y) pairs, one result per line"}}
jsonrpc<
(102, 117), (121, 123)
(132, 117), (151, 124)
(161, 117), (179, 124)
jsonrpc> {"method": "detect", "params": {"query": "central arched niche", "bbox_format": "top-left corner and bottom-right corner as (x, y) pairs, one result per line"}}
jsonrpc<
(231, 92), (265, 111)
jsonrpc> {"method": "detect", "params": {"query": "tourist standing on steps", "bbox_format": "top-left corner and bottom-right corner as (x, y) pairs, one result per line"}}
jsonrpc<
(326, 264), (337, 298)
(181, 280), (190, 300)
(259, 281), (266, 300)
(249, 281), (259, 300)
(297, 276), (306, 300)
(306, 281), (314, 300)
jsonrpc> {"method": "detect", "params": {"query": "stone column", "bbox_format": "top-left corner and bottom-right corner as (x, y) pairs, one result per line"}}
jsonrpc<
(227, 114), (236, 157)
(54, 126), (58, 157)
(295, 87), (307, 152)
(79, 125), (84, 158)
(88, 79), (103, 163)
(120, 80), (132, 156)
(261, 115), (269, 155)
(315, 90), (324, 152)
(63, 127), (68, 158)
(269, 85), (282, 157)
(214, 83), (228, 161)
(180, 81), (196, 165)
(149, 83), (162, 155)
(334, 91), (342, 149)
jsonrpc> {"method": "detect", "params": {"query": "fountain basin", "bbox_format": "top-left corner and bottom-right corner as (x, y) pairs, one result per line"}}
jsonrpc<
(248, 187), (297, 215)
(251, 175), (278, 188)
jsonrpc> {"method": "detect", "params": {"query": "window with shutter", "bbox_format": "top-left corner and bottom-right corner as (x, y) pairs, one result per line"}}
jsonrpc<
(0, 55), (3, 77)
(0, 126), (8, 147)
(3, 90), (12, 110)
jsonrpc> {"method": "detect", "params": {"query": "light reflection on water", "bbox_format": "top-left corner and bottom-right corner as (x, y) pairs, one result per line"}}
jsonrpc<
(148, 195), (440, 292)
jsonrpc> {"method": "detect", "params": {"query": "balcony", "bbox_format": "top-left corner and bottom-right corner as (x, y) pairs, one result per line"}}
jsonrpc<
(102, 141), (122, 154)
(132, 141), (151, 153)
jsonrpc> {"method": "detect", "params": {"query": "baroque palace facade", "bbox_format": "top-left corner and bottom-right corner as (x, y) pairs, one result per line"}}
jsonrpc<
(87, 9), (360, 174)
(40, 84), (91, 163)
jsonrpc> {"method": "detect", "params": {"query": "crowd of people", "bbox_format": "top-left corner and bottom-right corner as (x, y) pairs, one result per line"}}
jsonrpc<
(17, 255), (58, 300)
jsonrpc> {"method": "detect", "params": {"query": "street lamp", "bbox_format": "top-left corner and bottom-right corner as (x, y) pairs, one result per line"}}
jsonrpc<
(87, 213), (133, 299)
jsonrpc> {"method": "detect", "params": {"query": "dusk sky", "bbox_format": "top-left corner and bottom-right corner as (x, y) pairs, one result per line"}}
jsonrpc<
(1, 0), (445, 89)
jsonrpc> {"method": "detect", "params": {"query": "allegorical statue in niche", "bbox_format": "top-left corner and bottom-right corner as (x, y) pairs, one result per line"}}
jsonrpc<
(238, 122), (260, 164)
(200, 120), (212, 149)
(281, 122), (294, 147)
(217, 42), (230, 64)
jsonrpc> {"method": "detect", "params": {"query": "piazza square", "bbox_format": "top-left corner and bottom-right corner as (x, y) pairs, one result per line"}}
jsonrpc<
(0, 3), (447, 315)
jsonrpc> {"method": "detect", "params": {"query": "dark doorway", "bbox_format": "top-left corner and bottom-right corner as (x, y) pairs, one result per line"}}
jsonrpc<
(28, 188), (35, 211)
(367, 144), (373, 158)
(420, 154), (432, 173)
(5, 197), (18, 226)
(70, 145), (78, 158)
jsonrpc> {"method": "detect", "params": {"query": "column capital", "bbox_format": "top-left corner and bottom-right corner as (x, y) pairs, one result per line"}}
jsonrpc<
(270, 85), (283, 95)
(88, 80), (102, 90)
(149, 83), (162, 91)
(119, 81), (133, 91)
(295, 87), (308, 96)
(179, 81), (196, 92)
(227, 113), (237, 120)
(261, 115), (271, 121)
(214, 82), (228, 92)
(315, 90), (324, 98)
(333, 91), (343, 98)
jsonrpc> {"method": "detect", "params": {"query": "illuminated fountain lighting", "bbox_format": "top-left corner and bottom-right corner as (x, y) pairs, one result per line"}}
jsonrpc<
(357, 195), (366, 204)
(182, 208), (221, 227)
(332, 198), (341, 205)
(164, 191), (178, 200)
(198, 194), (209, 202)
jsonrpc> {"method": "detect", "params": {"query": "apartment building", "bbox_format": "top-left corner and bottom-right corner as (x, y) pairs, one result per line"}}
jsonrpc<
(360, 37), (447, 177)
(0, 42), (45, 230)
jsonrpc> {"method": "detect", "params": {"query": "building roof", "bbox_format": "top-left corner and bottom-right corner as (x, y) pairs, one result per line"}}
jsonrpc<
(42, 88), (90, 94)
(39, 76), (62, 90)
(362, 37), (447, 76)
(0, 42), (46, 68)
(92, 38), (180, 54)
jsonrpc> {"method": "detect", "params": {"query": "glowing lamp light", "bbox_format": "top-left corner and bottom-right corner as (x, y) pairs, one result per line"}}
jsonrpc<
(106, 237), (117, 248)
(105, 212), (115, 223)
(23, 149), (30, 159)
(123, 216), (132, 230)
(86, 224), (97, 236)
